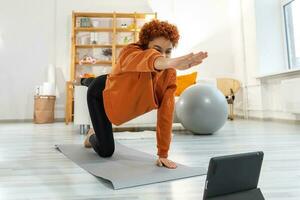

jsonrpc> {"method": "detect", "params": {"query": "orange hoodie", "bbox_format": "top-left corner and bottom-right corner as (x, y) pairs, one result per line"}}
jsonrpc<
(103, 43), (177, 158)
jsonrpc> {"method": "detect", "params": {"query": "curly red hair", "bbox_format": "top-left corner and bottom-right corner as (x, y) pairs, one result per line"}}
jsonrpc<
(138, 19), (180, 48)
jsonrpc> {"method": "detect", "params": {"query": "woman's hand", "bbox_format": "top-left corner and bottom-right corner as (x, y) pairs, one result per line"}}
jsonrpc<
(174, 51), (208, 70)
(154, 51), (208, 71)
(156, 157), (177, 169)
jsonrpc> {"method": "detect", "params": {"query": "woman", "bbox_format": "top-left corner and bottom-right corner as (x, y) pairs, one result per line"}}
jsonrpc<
(81, 19), (208, 169)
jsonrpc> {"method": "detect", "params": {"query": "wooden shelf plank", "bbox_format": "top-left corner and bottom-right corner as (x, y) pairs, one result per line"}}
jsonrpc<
(116, 13), (155, 19)
(75, 60), (112, 66)
(74, 13), (113, 18)
(116, 44), (128, 48)
(76, 44), (112, 48)
(75, 27), (113, 32)
(75, 27), (141, 32)
(116, 28), (141, 32)
(75, 44), (127, 48)
(74, 12), (155, 19)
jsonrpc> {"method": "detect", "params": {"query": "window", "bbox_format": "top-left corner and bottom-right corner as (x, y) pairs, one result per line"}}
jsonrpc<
(283, 0), (300, 69)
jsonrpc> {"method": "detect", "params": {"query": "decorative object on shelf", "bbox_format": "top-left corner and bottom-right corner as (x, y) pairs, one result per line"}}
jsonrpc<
(121, 23), (127, 28)
(81, 73), (96, 78)
(127, 23), (136, 29)
(79, 55), (97, 65)
(77, 33), (90, 45)
(102, 48), (112, 60)
(123, 36), (132, 44)
(80, 17), (92, 27)
(91, 19), (100, 27)
(90, 32), (98, 44)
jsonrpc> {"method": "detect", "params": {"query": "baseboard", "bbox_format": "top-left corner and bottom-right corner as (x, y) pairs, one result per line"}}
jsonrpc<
(2, 116), (299, 127)
(113, 123), (186, 132)
(235, 114), (300, 124)
(0, 119), (187, 132)
(0, 118), (65, 123)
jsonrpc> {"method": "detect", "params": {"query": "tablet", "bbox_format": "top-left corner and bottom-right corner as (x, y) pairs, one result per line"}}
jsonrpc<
(203, 151), (264, 200)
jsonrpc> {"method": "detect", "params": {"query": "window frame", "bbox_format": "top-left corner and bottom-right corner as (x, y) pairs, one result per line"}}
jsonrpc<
(282, 0), (300, 69)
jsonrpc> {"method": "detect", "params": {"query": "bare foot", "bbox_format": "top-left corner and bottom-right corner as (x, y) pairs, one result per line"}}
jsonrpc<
(156, 157), (177, 169)
(84, 128), (95, 148)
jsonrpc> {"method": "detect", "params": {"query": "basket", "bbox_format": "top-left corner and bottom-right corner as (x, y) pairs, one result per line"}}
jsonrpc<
(34, 95), (56, 124)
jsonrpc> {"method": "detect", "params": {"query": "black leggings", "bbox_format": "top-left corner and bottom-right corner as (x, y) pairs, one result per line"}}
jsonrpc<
(83, 75), (114, 157)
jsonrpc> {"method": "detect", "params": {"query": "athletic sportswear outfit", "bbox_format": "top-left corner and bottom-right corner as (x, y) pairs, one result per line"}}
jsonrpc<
(85, 43), (177, 158)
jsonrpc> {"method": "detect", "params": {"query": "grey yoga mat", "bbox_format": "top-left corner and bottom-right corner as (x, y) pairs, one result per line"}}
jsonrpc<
(56, 142), (206, 189)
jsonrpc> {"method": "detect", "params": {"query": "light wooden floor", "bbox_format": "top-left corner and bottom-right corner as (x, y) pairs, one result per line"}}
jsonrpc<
(0, 119), (300, 200)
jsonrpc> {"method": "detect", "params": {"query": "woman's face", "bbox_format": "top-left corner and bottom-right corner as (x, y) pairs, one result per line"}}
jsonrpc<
(148, 37), (173, 58)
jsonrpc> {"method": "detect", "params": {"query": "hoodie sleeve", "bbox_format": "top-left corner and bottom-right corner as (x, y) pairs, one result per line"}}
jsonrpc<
(117, 44), (163, 72)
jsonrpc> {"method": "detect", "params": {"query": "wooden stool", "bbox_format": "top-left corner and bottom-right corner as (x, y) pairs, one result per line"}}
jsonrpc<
(216, 78), (241, 120)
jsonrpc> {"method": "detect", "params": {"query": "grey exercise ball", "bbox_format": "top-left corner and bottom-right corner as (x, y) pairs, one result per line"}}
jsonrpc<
(175, 84), (228, 134)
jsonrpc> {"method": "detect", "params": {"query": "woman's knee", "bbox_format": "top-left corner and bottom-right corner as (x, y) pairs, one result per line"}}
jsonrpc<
(99, 147), (115, 157)
(81, 77), (95, 87)
(87, 85), (97, 99)
(87, 77), (103, 98)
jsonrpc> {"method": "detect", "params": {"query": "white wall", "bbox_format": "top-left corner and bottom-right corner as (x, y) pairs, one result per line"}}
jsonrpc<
(0, 0), (152, 120)
(255, 0), (286, 75)
(170, 0), (238, 79)
(0, 0), (56, 120)
(236, 0), (300, 120)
